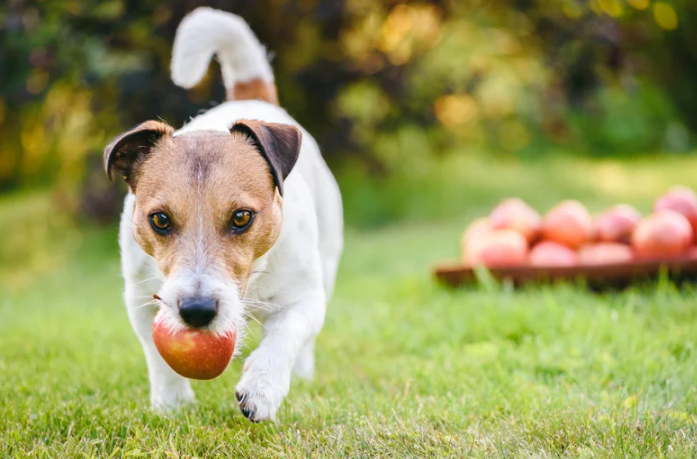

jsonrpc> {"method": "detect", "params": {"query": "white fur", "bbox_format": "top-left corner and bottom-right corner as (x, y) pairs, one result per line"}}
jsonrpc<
(171, 7), (274, 89)
(120, 8), (343, 421)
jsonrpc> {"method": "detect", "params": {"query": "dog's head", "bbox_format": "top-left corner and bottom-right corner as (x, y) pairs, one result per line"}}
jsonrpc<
(105, 120), (301, 334)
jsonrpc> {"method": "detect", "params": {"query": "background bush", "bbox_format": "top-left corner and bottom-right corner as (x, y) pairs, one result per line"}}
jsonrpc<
(1, 0), (695, 225)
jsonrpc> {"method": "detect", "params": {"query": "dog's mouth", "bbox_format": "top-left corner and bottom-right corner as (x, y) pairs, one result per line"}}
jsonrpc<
(150, 284), (243, 342)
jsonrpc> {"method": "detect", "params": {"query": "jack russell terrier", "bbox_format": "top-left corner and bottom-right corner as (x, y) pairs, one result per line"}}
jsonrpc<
(104, 7), (343, 422)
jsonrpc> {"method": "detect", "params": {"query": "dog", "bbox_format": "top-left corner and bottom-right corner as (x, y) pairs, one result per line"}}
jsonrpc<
(104, 7), (343, 422)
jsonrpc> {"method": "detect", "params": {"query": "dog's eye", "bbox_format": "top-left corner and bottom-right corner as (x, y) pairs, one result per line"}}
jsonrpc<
(230, 210), (253, 232)
(149, 212), (172, 234)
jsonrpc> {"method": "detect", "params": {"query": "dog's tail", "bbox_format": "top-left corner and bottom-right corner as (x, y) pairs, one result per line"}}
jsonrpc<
(171, 7), (278, 105)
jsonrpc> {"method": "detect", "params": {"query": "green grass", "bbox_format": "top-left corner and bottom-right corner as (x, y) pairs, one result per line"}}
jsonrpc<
(3, 154), (697, 457)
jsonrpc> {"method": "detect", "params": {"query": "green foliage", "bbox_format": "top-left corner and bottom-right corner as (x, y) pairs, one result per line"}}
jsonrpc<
(567, 83), (687, 155)
(1, 0), (696, 224)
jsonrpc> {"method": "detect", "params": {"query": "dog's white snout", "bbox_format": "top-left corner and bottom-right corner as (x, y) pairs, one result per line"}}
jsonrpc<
(155, 268), (244, 338)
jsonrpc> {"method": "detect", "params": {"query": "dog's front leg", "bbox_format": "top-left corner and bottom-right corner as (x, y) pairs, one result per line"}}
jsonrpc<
(235, 289), (326, 422)
(124, 279), (195, 411)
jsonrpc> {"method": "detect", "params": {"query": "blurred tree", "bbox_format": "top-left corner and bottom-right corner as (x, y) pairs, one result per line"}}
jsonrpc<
(0, 0), (695, 219)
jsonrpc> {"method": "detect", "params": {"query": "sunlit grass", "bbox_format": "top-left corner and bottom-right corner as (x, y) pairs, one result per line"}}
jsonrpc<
(338, 152), (697, 227)
(2, 154), (697, 457)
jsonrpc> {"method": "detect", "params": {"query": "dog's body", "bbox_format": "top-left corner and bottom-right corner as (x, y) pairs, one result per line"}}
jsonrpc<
(111, 8), (342, 421)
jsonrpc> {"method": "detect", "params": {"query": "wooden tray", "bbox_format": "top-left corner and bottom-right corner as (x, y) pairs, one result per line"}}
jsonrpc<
(434, 255), (697, 290)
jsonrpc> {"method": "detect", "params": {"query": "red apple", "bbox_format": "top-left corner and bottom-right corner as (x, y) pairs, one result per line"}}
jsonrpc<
(461, 218), (491, 266)
(592, 204), (641, 244)
(654, 186), (697, 241)
(462, 218), (490, 245)
(529, 241), (577, 267)
(542, 200), (592, 249)
(578, 243), (634, 265)
(687, 246), (697, 259)
(489, 198), (542, 243)
(469, 229), (528, 267)
(631, 210), (693, 259)
(152, 311), (236, 380)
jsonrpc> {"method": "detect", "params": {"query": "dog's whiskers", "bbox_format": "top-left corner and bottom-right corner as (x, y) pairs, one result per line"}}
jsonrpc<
(128, 276), (162, 288)
(135, 299), (160, 310)
(242, 311), (266, 330)
(132, 295), (155, 299)
(241, 298), (283, 310)
(241, 298), (277, 307)
(241, 297), (282, 307)
(240, 302), (276, 315)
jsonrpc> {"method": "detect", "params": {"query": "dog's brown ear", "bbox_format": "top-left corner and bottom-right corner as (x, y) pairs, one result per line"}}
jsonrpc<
(104, 120), (174, 188)
(231, 120), (302, 196)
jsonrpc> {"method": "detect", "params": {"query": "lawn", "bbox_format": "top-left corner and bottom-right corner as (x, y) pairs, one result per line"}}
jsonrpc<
(2, 155), (697, 457)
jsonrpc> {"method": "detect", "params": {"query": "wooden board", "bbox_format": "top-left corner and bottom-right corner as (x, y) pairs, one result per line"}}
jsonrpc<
(434, 255), (697, 290)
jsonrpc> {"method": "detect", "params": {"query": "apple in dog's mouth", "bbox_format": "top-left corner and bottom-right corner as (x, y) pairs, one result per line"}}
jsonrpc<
(152, 310), (235, 380)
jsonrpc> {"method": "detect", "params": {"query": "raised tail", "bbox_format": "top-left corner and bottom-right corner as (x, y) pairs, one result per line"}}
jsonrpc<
(170, 7), (278, 104)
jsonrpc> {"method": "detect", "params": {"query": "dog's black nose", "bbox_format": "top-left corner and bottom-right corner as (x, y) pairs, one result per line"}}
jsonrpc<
(179, 296), (218, 327)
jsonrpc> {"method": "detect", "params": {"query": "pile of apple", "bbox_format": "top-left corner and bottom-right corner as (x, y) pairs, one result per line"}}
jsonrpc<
(462, 186), (697, 268)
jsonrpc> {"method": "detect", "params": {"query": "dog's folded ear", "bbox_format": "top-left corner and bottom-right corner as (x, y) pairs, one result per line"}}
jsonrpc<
(231, 120), (302, 196)
(104, 120), (174, 188)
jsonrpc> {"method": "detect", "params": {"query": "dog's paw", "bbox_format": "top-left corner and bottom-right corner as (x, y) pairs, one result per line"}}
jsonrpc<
(150, 385), (195, 413)
(234, 359), (290, 422)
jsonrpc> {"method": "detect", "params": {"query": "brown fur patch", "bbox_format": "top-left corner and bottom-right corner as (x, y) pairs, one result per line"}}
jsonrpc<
(227, 78), (279, 105)
(104, 120), (175, 187)
(131, 130), (282, 287)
